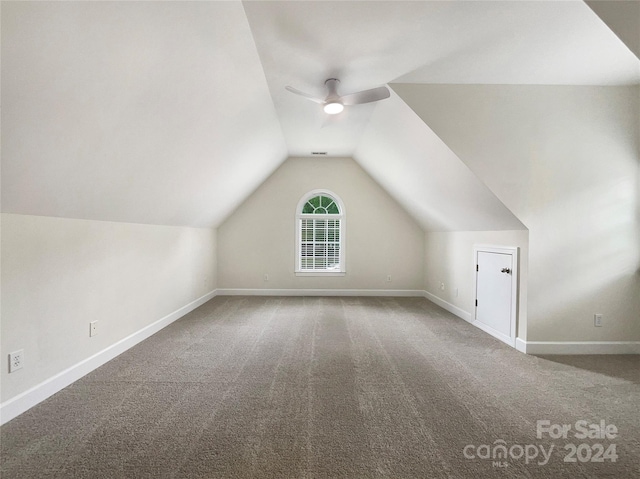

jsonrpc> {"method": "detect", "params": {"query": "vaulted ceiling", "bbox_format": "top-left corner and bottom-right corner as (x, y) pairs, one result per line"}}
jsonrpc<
(2, 1), (638, 231)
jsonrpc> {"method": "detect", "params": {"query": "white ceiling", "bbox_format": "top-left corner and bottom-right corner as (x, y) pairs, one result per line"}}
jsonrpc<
(355, 90), (525, 232)
(2, 1), (638, 230)
(586, 0), (640, 59)
(2, 1), (286, 227)
(245, 0), (639, 158)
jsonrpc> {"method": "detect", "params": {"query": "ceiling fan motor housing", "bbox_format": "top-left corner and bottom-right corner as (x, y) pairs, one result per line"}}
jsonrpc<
(324, 78), (341, 101)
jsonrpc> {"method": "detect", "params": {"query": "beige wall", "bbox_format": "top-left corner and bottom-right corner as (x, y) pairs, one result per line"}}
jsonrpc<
(218, 157), (424, 291)
(424, 230), (529, 339)
(0, 214), (217, 402)
(394, 84), (640, 342)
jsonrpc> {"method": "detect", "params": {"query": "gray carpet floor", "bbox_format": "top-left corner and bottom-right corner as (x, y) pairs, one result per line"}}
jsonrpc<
(1, 296), (639, 478)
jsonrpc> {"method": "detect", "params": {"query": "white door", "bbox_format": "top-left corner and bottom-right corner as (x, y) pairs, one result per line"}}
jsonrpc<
(473, 246), (518, 347)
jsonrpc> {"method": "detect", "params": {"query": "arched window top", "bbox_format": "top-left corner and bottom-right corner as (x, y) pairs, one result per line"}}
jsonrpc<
(297, 190), (344, 216)
(301, 194), (340, 215)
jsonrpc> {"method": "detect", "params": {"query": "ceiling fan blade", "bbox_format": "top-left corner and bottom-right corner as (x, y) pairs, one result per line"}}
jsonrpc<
(340, 86), (390, 105)
(285, 85), (324, 104)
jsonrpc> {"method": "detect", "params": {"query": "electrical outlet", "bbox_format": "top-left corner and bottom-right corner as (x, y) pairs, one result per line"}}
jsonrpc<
(440, 282), (445, 291)
(264, 274), (269, 282)
(455, 288), (459, 297)
(90, 320), (98, 337)
(386, 275), (392, 282)
(594, 314), (603, 327)
(9, 350), (24, 373)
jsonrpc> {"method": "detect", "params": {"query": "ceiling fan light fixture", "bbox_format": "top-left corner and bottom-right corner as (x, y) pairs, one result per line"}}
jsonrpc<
(323, 102), (344, 115)
(286, 79), (389, 114)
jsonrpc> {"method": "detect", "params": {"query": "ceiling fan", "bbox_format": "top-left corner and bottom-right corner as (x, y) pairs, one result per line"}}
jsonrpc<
(285, 78), (390, 115)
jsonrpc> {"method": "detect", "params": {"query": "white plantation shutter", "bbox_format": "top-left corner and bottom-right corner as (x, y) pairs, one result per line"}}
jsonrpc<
(296, 191), (345, 274)
(300, 218), (341, 270)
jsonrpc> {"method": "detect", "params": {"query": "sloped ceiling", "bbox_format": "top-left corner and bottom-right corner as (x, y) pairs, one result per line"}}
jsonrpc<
(586, 0), (640, 59)
(355, 90), (525, 231)
(2, 1), (638, 231)
(1, 1), (287, 227)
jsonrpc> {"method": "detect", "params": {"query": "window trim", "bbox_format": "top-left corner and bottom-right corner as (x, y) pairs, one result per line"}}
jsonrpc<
(295, 189), (346, 276)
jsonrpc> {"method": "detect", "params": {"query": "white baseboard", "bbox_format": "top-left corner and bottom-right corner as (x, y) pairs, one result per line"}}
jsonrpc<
(471, 319), (516, 348)
(515, 338), (640, 355)
(0, 290), (218, 426)
(515, 337), (527, 354)
(217, 288), (425, 297)
(423, 291), (473, 323)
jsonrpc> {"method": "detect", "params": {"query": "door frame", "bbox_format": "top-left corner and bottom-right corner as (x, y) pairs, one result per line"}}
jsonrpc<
(472, 245), (519, 348)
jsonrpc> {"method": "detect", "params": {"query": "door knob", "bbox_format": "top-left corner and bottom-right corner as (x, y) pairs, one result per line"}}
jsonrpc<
(501, 268), (511, 274)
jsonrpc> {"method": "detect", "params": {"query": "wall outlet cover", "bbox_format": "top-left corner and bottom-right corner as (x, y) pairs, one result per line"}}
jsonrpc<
(90, 320), (98, 337)
(594, 314), (603, 327)
(9, 350), (24, 373)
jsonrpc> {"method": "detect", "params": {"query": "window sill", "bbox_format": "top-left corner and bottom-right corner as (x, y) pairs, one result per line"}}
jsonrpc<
(295, 271), (346, 277)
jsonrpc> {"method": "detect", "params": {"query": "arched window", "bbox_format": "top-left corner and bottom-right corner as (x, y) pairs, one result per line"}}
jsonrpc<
(295, 190), (345, 275)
